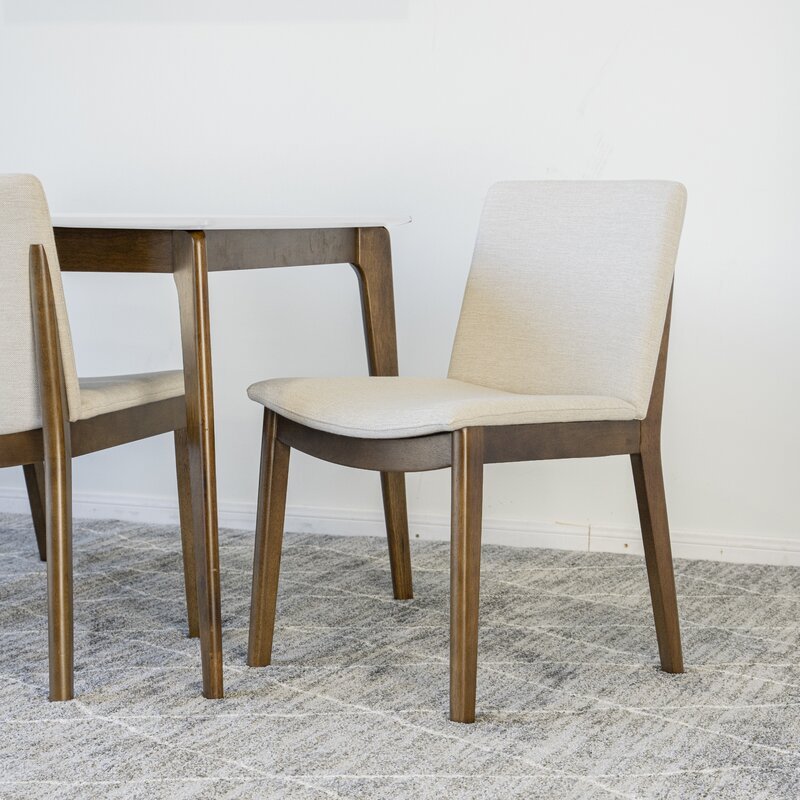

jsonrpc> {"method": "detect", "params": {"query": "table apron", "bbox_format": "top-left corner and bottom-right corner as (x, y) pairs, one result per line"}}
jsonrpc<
(205, 227), (357, 271)
(55, 228), (174, 273)
(54, 227), (364, 273)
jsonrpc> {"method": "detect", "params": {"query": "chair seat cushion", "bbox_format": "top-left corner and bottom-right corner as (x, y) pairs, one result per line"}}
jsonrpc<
(247, 377), (638, 439)
(78, 370), (184, 421)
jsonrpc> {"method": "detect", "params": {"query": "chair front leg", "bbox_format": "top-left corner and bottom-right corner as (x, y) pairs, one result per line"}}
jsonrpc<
(248, 410), (291, 667)
(631, 446), (683, 673)
(450, 427), (484, 723)
(45, 447), (74, 701)
(30, 244), (75, 701)
(174, 428), (199, 638)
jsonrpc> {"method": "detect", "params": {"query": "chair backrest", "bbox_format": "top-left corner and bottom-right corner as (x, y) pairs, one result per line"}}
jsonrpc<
(448, 181), (686, 417)
(0, 174), (81, 436)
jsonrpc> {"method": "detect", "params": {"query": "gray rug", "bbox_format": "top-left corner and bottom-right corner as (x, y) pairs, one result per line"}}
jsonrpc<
(1, 511), (799, 799)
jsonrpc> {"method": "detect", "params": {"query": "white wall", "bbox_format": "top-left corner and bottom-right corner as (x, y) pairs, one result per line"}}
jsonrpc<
(1, 0), (799, 563)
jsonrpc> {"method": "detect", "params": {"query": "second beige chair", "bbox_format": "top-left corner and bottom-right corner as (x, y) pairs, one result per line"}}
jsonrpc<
(0, 174), (210, 700)
(246, 181), (687, 723)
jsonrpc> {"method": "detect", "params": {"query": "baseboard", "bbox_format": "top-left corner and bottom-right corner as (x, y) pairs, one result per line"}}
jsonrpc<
(589, 525), (800, 566)
(1, 486), (798, 566)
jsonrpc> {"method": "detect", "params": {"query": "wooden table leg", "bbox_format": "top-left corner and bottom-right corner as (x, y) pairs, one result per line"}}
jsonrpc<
(173, 231), (224, 698)
(353, 227), (413, 600)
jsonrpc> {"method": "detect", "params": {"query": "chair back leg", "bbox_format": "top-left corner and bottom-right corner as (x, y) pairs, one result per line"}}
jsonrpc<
(380, 472), (413, 599)
(248, 409), (291, 667)
(630, 449), (684, 673)
(174, 428), (200, 638)
(23, 462), (48, 562)
(450, 427), (484, 723)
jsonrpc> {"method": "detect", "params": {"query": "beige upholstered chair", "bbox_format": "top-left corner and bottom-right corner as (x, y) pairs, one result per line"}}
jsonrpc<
(0, 174), (198, 700)
(246, 181), (687, 723)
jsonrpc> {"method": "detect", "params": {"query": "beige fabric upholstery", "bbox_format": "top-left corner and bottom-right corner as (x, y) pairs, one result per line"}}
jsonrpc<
(0, 175), (81, 435)
(78, 371), (185, 421)
(449, 181), (686, 416)
(248, 377), (637, 438)
(248, 181), (686, 441)
(0, 174), (185, 436)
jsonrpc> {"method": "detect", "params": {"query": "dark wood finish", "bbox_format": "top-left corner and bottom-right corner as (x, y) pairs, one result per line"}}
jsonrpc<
(29, 244), (74, 701)
(484, 419), (640, 463)
(2, 399), (186, 462)
(23, 462), (47, 561)
(449, 427), (484, 723)
(172, 231), (224, 699)
(631, 452), (682, 672)
(353, 227), (413, 600)
(352, 228), (400, 378)
(53, 226), (361, 274)
(175, 428), (200, 639)
(277, 416), (451, 472)
(0, 428), (43, 468)
(205, 228), (356, 271)
(247, 409), (291, 667)
(380, 472), (413, 599)
(70, 397), (185, 457)
(277, 416), (640, 473)
(631, 289), (683, 673)
(54, 228), (174, 273)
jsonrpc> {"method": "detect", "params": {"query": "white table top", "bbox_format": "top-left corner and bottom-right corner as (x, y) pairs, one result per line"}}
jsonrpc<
(52, 214), (411, 230)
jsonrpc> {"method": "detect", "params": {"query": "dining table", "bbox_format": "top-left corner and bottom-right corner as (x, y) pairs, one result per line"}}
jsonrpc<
(49, 214), (412, 699)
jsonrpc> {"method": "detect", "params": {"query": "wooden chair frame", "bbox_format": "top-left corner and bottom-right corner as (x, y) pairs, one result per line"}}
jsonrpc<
(0, 245), (203, 700)
(247, 290), (682, 723)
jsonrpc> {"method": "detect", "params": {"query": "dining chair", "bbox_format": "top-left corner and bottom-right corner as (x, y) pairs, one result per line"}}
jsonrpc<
(0, 174), (202, 700)
(245, 180), (687, 723)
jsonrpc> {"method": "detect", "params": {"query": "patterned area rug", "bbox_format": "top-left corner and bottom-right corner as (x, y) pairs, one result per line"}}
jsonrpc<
(1, 511), (799, 799)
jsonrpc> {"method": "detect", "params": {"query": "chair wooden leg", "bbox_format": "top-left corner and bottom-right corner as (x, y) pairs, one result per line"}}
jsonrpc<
(29, 244), (74, 701)
(631, 448), (683, 673)
(45, 450), (74, 701)
(23, 462), (47, 562)
(174, 428), (199, 638)
(248, 410), (291, 667)
(450, 427), (484, 723)
(380, 472), (413, 600)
